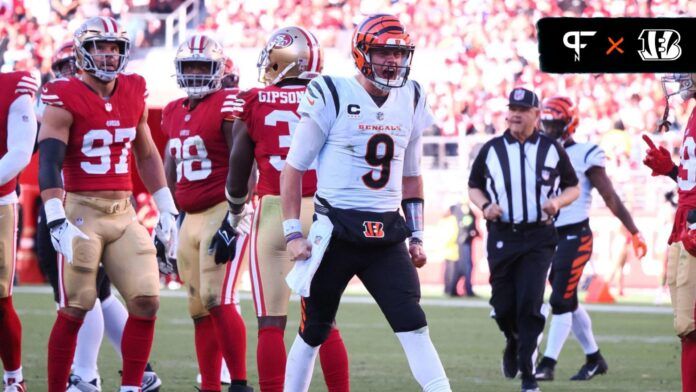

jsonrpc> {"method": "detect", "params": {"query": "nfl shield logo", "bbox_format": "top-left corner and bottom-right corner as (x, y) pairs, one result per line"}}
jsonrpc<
(184, 114), (191, 122)
(376, 112), (384, 121)
(105, 102), (112, 112)
(541, 169), (551, 181)
(513, 89), (525, 101)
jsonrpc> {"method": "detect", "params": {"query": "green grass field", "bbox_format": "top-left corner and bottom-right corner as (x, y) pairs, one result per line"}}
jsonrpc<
(12, 288), (681, 391)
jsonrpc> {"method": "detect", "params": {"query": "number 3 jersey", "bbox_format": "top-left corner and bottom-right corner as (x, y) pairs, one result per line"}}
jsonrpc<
(292, 76), (434, 212)
(671, 108), (696, 243)
(232, 84), (317, 198)
(161, 88), (239, 213)
(41, 73), (147, 192)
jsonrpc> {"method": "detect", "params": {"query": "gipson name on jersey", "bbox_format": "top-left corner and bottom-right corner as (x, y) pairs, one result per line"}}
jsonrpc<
(258, 90), (305, 104)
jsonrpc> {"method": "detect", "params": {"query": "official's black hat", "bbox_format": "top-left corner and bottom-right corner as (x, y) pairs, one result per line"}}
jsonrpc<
(508, 87), (540, 108)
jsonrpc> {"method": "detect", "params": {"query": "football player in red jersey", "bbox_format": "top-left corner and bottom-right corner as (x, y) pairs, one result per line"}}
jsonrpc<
(223, 26), (349, 392)
(161, 34), (252, 392)
(38, 17), (177, 392)
(0, 69), (38, 392)
(643, 73), (696, 392)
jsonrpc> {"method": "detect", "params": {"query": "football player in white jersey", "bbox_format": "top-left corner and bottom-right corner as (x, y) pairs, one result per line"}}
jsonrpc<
(280, 14), (451, 392)
(534, 96), (647, 382)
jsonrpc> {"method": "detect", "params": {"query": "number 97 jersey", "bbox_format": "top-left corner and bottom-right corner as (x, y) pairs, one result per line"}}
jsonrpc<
(41, 74), (147, 192)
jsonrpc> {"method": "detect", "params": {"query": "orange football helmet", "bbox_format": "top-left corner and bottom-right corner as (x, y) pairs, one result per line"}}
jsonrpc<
(540, 96), (578, 141)
(51, 41), (78, 78)
(73, 16), (130, 82)
(352, 14), (415, 90)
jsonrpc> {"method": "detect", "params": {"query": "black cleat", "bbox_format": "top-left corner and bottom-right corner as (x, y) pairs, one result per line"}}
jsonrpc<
(228, 385), (254, 392)
(521, 378), (541, 392)
(534, 356), (556, 381)
(570, 357), (608, 381)
(501, 338), (519, 379)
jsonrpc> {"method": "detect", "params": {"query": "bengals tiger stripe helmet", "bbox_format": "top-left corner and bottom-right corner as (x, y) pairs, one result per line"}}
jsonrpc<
(257, 26), (323, 85)
(73, 16), (130, 82)
(174, 34), (225, 98)
(541, 96), (579, 141)
(352, 14), (415, 91)
(51, 41), (78, 79)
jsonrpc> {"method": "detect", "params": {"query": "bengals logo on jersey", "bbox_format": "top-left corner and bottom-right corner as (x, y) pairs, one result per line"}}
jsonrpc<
(363, 221), (385, 238)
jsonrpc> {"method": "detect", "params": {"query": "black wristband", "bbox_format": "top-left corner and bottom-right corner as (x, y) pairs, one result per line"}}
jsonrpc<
(481, 201), (491, 212)
(47, 217), (65, 230)
(669, 165), (678, 182)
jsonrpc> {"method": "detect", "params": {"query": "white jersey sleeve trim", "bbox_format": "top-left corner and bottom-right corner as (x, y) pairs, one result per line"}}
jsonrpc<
(403, 131), (422, 177)
(0, 94), (37, 186)
(286, 115), (326, 171)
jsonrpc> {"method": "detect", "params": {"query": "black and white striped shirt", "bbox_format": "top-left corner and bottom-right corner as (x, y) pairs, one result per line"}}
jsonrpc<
(468, 129), (578, 224)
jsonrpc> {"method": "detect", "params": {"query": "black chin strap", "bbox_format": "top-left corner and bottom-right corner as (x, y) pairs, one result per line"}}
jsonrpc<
(657, 96), (671, 133)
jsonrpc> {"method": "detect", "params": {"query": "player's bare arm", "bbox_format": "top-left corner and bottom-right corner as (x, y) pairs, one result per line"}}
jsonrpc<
(163, 147), (177, 196)
(587, 165), (646, 258)
(280, 163), (311, 261)
(403, 175), (426, 268)
(38, 104), (72, 202)
(226, 119), (255, 213)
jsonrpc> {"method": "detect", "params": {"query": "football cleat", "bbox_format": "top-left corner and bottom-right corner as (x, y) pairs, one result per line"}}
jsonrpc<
(141, 371), (162, 392)
(67, 373), (101, 392)
(521, 378), (541, 392)
(3, 379), (26, 392)
(570, 357), (608, 381)
(501, 338), (519, 379)
(227, 385), (254, 392)
(534, 357), (556, 381)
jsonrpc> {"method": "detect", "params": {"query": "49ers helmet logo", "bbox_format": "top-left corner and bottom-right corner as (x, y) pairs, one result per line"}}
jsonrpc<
(363, 221), (385, 238)
(273, 33), (294, 48)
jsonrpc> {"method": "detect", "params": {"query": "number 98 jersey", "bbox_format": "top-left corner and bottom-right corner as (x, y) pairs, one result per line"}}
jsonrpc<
(232, 85), (317, 198)
(161, 88), (239, 213)
(41, 73), (147, 192)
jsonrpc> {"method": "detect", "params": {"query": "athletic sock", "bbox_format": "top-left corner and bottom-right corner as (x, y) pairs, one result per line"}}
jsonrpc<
(543, 312), (573, 360)
(319, 327), (350, 392)
(209, 304), (247, 383)
(682, 337), (696, 392)
(0, 297), (22, 373)
(571, 305), (599, 354)
(48, 311), (84, 392)
(395, 327), (451, 391)
(257, 326), (286, 392)
(3, 367), (22, 385)
(73, 299), (104, 382)
(120, 315), (156, 387)
(285, 334), (319, 392)
(195, 315), (223, 391)
(101, 295), (128, 358)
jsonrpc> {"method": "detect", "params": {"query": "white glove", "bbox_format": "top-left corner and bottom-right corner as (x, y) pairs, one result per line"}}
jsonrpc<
(44, 198), (89, 264)
(152, 188), (179, 259)
(227, 203), (253, 235)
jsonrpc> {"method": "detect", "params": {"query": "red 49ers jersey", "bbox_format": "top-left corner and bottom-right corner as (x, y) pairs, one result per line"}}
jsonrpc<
(670, 107), (696, 243)
(0, 71), (38, 196)
(41, 73), (147, 192)
(161, 88), (239, 213)
(234, 85), (317, 198)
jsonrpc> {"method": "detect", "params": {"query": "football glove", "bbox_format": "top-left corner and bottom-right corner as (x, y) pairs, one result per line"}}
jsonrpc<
(631, 232), (647, 259)
(154, 234), (176, 275)
(208, 212), (240, 265)
(49, 219), (89, 264)
(684, 210), (696, 257)
(642, 134), (675, 176)
(152, 188), (179, 259)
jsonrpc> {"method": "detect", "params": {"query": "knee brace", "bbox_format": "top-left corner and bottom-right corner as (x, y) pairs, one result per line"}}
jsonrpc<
(299, 321), (332, 347)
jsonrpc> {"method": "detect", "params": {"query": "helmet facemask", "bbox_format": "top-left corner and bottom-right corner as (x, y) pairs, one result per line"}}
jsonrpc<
(52, 58), (78, 79)
(363, 45), (414, 91)
(661, 73), (696, 101)
(77, 39), (129, 82)
(176, 58), (223, 99)
(540, 118), (568, 140)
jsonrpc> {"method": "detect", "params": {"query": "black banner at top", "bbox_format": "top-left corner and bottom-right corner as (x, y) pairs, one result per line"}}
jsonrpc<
(538, 17), (696, 73)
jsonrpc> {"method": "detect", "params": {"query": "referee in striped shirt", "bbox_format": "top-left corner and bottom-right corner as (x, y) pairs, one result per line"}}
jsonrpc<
(468, 87), (580, 392)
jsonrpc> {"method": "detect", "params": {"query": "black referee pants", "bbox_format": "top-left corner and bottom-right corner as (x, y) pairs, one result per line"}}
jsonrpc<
(487, 222), (557, 381)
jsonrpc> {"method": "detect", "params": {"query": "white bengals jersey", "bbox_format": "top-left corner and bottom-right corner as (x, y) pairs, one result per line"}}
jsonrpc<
(555, 141), (606, 227)
(295, 76), (434, 212)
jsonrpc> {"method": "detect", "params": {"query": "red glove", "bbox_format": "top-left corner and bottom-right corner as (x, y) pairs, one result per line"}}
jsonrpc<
(631, 232), (647, 259)
(642, 134), (675, 176)
(682, 228), (696, 257)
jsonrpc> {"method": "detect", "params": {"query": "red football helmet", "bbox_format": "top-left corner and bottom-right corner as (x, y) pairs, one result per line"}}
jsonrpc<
(540, 96), (578, 141)
(352, 14), (415, 91)
(222, 56), (240, 88)
(51, 41), (78, 78)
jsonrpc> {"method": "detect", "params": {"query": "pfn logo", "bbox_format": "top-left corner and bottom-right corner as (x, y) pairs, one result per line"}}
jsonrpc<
(363, 221), (385, 238)
(563, 31), (596, 61)
(638, 29), (682, 61)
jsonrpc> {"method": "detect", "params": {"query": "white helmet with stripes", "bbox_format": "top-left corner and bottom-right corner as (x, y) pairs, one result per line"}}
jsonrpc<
(73, 17), (130, 82)
(257, 26), (323, 86)
(175, 34), (225, 99)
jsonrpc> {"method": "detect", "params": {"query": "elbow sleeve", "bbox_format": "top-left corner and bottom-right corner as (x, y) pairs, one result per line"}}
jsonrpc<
(38, 138), (66, 191)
